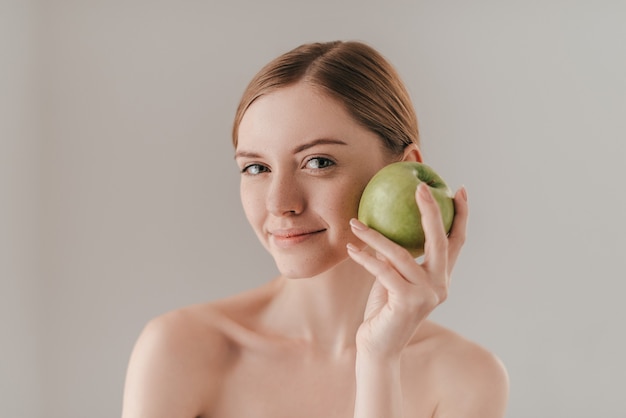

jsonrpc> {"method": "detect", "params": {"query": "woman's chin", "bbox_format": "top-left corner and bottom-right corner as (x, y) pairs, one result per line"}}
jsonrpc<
(273, 253), (354, 280)
(276, 264), (327, 280)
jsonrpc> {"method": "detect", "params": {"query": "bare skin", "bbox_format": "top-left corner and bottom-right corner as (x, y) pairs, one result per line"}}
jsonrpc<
(121, 83), (509, 418)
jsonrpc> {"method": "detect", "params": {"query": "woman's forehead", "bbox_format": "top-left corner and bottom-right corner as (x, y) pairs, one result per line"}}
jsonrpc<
(237, 84), (369, 146)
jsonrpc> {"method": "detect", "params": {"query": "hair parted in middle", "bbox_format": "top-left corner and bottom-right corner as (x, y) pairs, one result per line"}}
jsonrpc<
(232, 40), (420, 155)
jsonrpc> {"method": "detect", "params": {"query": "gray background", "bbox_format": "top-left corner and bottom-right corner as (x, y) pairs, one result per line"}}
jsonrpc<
(2, 0), (625, 417)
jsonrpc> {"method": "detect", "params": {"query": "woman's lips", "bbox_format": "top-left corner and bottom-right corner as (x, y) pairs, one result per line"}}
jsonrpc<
(269, 228), (326, 247)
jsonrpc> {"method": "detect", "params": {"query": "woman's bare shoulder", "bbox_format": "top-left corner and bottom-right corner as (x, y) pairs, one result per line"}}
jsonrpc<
(144, 277), (279, 342)
(122, 284), (278, 418)
(411, 321), (509, 417)
(137, 303), (233, 360)
(135, 280), (279, 362)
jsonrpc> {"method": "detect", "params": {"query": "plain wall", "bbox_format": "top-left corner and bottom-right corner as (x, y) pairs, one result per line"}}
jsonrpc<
(2, 1), (625, 417)
(1, 0), (42, 417)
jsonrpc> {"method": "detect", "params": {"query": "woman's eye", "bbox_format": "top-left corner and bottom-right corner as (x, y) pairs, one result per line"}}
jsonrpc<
(241, 164), (269, 175)
(305, 157), (335, 170)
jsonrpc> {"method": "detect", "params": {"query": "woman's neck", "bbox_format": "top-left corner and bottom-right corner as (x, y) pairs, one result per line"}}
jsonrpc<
(262, 257), (376, 356)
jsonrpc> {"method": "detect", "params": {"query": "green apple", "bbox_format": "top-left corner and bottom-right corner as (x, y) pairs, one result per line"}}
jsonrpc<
(357, 161), (455, 257)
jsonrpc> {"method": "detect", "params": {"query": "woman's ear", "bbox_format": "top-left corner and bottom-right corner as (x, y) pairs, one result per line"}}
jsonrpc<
(401, 143), (423, 162)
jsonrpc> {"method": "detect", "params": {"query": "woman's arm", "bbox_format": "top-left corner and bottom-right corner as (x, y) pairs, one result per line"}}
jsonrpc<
(353, 351), (404, 418)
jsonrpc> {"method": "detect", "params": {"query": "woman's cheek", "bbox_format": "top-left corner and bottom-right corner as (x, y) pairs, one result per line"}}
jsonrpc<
(240, 186), (263, 226)
(335, 181), (366, 224)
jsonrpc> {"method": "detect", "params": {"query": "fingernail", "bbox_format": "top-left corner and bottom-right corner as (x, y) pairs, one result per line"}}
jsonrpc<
(460, 186), (468, 202)
(418, 182), (432, 202)
(346, 243), (360, 253)
(350, 218), (368, 231)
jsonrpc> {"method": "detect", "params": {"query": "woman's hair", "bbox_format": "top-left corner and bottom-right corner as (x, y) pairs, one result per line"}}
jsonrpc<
(232, 41), (419, 155)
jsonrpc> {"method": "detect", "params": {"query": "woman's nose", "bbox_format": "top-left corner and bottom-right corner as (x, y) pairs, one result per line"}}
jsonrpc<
(266, 173), (304, 216)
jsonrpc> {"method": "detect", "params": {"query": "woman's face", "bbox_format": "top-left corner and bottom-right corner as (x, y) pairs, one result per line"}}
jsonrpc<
(235, 82), (395, 278)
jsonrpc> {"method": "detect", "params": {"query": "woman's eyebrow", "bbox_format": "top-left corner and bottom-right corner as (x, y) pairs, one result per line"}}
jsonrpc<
(235, 138), (347, 160)
(234, 150), (262, 159)
(292, 138), (348, 154)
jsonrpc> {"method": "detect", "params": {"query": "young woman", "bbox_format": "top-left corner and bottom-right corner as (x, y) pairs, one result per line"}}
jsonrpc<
(122, 40), (509, 418)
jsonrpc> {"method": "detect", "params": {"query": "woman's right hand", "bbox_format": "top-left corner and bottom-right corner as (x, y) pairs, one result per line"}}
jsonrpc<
(347, 183), (469, 360)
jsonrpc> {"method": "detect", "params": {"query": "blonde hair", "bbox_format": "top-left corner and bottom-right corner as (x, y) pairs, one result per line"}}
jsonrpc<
(232, 41), (419, 155)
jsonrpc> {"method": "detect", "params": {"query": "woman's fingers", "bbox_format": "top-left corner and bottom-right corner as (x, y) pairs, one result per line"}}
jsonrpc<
(415, 183), (448, 276)
(346, 242), (410, 295)
(446, 187), (469, 273)
(349, 218), (422, 284)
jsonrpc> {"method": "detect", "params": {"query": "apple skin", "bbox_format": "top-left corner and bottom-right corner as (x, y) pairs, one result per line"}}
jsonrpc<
(357, 162), (455, 257)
